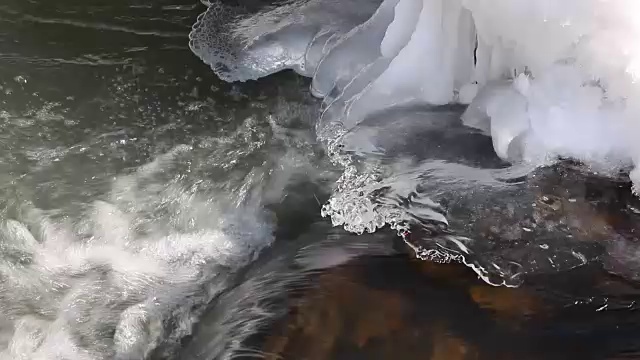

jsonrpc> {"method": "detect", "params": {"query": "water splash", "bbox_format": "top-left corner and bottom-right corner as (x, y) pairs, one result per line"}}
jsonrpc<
(0, 146), (274, 360)
(0, 78), (328, 357)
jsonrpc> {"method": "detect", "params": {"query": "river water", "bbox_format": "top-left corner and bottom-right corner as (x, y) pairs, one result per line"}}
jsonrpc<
(0, 1), (330, 358)
(1, 0), (640, 359)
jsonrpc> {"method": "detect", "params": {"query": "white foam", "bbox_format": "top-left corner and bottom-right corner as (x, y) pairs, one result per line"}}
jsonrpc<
(0, 147), (275, 359)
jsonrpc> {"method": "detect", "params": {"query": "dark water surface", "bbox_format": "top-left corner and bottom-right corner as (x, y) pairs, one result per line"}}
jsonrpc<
(2, 1), (640, 360)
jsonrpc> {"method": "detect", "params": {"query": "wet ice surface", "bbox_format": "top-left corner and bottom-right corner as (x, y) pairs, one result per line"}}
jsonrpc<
(190, 0), (640, 287)
(2, 0), (640, 359)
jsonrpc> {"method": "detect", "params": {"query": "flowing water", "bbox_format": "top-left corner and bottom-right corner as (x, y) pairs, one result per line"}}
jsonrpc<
(0, 1), (332, 358)
(2, 0), (640, 359)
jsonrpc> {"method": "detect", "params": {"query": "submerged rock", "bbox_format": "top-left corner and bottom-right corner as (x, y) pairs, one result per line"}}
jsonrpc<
(260, 255), (640, 360)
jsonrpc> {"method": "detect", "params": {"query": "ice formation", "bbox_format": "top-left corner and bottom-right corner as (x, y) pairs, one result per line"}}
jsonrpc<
(190, 0), (640, 284)
(191, 0), (640, 184)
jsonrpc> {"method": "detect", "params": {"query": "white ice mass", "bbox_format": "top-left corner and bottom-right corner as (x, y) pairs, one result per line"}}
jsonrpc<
(191, 0), (640, 191)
